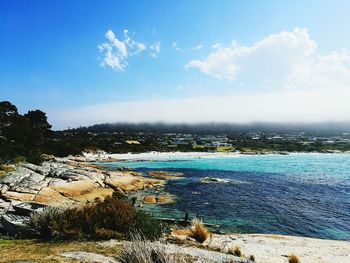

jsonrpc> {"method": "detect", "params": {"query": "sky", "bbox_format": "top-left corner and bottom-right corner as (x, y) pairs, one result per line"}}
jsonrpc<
(1, 0), (350, 129)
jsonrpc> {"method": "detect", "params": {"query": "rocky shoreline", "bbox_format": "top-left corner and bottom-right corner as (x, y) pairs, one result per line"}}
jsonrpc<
(1, 154), (349, 262)
(0, 156), (171, 213)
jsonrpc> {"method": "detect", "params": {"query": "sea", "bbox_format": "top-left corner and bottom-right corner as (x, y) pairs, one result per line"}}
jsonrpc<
(98, 153), (350, 240)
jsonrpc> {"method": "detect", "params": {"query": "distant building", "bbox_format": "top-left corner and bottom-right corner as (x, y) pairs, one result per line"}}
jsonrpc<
(125, 140), (141, 145)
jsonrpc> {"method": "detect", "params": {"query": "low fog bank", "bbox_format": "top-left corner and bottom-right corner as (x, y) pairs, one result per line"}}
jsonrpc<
(71, 122), (350, 136)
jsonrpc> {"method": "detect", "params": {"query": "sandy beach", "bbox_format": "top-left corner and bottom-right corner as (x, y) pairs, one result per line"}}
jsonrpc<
(83, 151), (241, 162)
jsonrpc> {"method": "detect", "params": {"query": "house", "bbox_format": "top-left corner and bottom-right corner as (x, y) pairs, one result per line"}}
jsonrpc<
(125, 140), (141, 145)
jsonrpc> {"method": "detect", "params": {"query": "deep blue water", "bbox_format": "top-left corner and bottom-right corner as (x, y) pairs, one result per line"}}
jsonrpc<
(99, 153), (350, 240)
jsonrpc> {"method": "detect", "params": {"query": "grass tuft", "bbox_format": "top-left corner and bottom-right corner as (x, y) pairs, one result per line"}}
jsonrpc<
(288, 254), (300, 263)
(189, 218), (210, 243)
(119, 233), (180, 263)
(249, 254), (255, 261)
(228, 245), (242, 257)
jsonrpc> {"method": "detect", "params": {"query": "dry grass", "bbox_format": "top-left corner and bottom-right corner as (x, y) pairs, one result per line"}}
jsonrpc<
(229, 245), (242, 257)
(171, 228), (192, 236)
(189, 218), (210, 243)
(249, 254), (255, 261)
(0, 238), (123, 263)
(288, 254), (300, 263)
(119, 233), (181, 263)
(0, 164), (15, 177)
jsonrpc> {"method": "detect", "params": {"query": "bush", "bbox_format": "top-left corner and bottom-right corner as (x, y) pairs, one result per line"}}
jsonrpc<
(14, 155), (26, 163)
(249, 254), (255, 261)
(27, 207), (61, 239)
(50, 197), (134, 240)
(27, 195), (162, 241)
(112, 190), (128, 200)
(131, 210), (162, 240)
(189, 218), (210, 243)
(288, 254), (300, 263)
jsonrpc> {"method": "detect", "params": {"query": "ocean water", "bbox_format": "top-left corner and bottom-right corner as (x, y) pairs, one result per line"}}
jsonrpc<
(99, 153), (350, 240)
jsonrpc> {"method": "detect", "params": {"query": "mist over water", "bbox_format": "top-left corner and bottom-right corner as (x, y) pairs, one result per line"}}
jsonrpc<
(102, 154), (350, 240)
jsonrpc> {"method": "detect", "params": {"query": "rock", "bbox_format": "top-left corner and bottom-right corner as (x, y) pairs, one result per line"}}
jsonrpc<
(34, 187), (76, 207)
(0, 167), (33, 186)
(156, 194), (175, 204)
(148, 171), (184, 180)
(59, 171), (90, 181)
(51, 179), (100, 198)
(99, 240), (251, 263)
(11, 172), (49, 193)
(199, 177), (249, 185)
(0, 198), (11, 214)
(0, 184), (9, 194)
(70, 187), (114, 203)
(22, 162), (51, 176)
(143, 195), (157, 203)
(105, 172), (163, 192)
(3, 191), (35, 202)
(60, 251), (119, 263)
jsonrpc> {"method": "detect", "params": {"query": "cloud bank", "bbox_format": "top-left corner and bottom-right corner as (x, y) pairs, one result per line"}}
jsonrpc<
(57, 28), (350, 130)
(50, 87), (350, 129)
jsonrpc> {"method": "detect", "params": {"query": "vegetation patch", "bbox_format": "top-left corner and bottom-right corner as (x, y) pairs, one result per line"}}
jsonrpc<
(0, 164), (15, 176)
(27, 195), (162, 241)
(119, 233), (181, 263)
(189, 218), (210, 243)
(288, 254), (300, 263)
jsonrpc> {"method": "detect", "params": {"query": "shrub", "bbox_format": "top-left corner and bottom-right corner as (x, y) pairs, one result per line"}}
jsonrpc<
(50, 197), (134, 240)
(249, 254), (255, 261)
(0, 164), (15, 176)
(27, 207), (61, 239)
(131, 210), (162, 240)
(189, 218), (210, 243)
(27, 196), (162, 241)
(112, 190), (128, 200)
(14, 155), (26, 163)
(288, 254), (300, 263)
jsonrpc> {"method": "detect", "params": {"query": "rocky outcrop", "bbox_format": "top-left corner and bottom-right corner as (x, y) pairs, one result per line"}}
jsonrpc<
(0, 158), (166, 212)
(148, 171), (184, 180)
(142, 193), (175, 204)
(143, 195), (157, 203)
(60, 251), (119, 263)
(105, 172), (163, 192)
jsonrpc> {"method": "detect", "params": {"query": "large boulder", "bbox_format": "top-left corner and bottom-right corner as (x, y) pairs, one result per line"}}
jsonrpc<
(105, 172), (163, 192)
(34, 187), (76, 207)
(0, 167), (33, 186)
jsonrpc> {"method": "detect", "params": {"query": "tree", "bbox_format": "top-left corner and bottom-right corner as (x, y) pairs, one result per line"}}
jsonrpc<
(24, 110), (52, 131)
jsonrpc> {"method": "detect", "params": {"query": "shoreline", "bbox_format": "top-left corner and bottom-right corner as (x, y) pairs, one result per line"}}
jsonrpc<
(1, 155), (349, 263)
(83, 150), (350, 163)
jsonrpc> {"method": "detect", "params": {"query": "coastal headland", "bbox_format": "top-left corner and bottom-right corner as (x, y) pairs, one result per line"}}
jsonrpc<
(0, 152), (349, 262)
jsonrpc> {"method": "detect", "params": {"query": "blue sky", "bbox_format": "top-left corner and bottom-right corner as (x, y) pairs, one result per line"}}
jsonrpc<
(1, 0), (350, 129)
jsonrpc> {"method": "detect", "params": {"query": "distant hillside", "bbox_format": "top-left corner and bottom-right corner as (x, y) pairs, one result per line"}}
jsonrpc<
(72, 122), (350, 136)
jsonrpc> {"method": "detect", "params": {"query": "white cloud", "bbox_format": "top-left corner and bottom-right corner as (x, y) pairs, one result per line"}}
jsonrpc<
(172, 42), (180, 50)
(212, 43), (222, 49)
(186, 28), (350, 92)
(98, 29), (150, 71)
(150, 41), (161, 57)
(192, 44), (203, 50)
(50, 87), (350, 129)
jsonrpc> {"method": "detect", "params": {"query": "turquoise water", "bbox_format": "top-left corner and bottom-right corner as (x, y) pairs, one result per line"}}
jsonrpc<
(99, 153), (350, 240)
